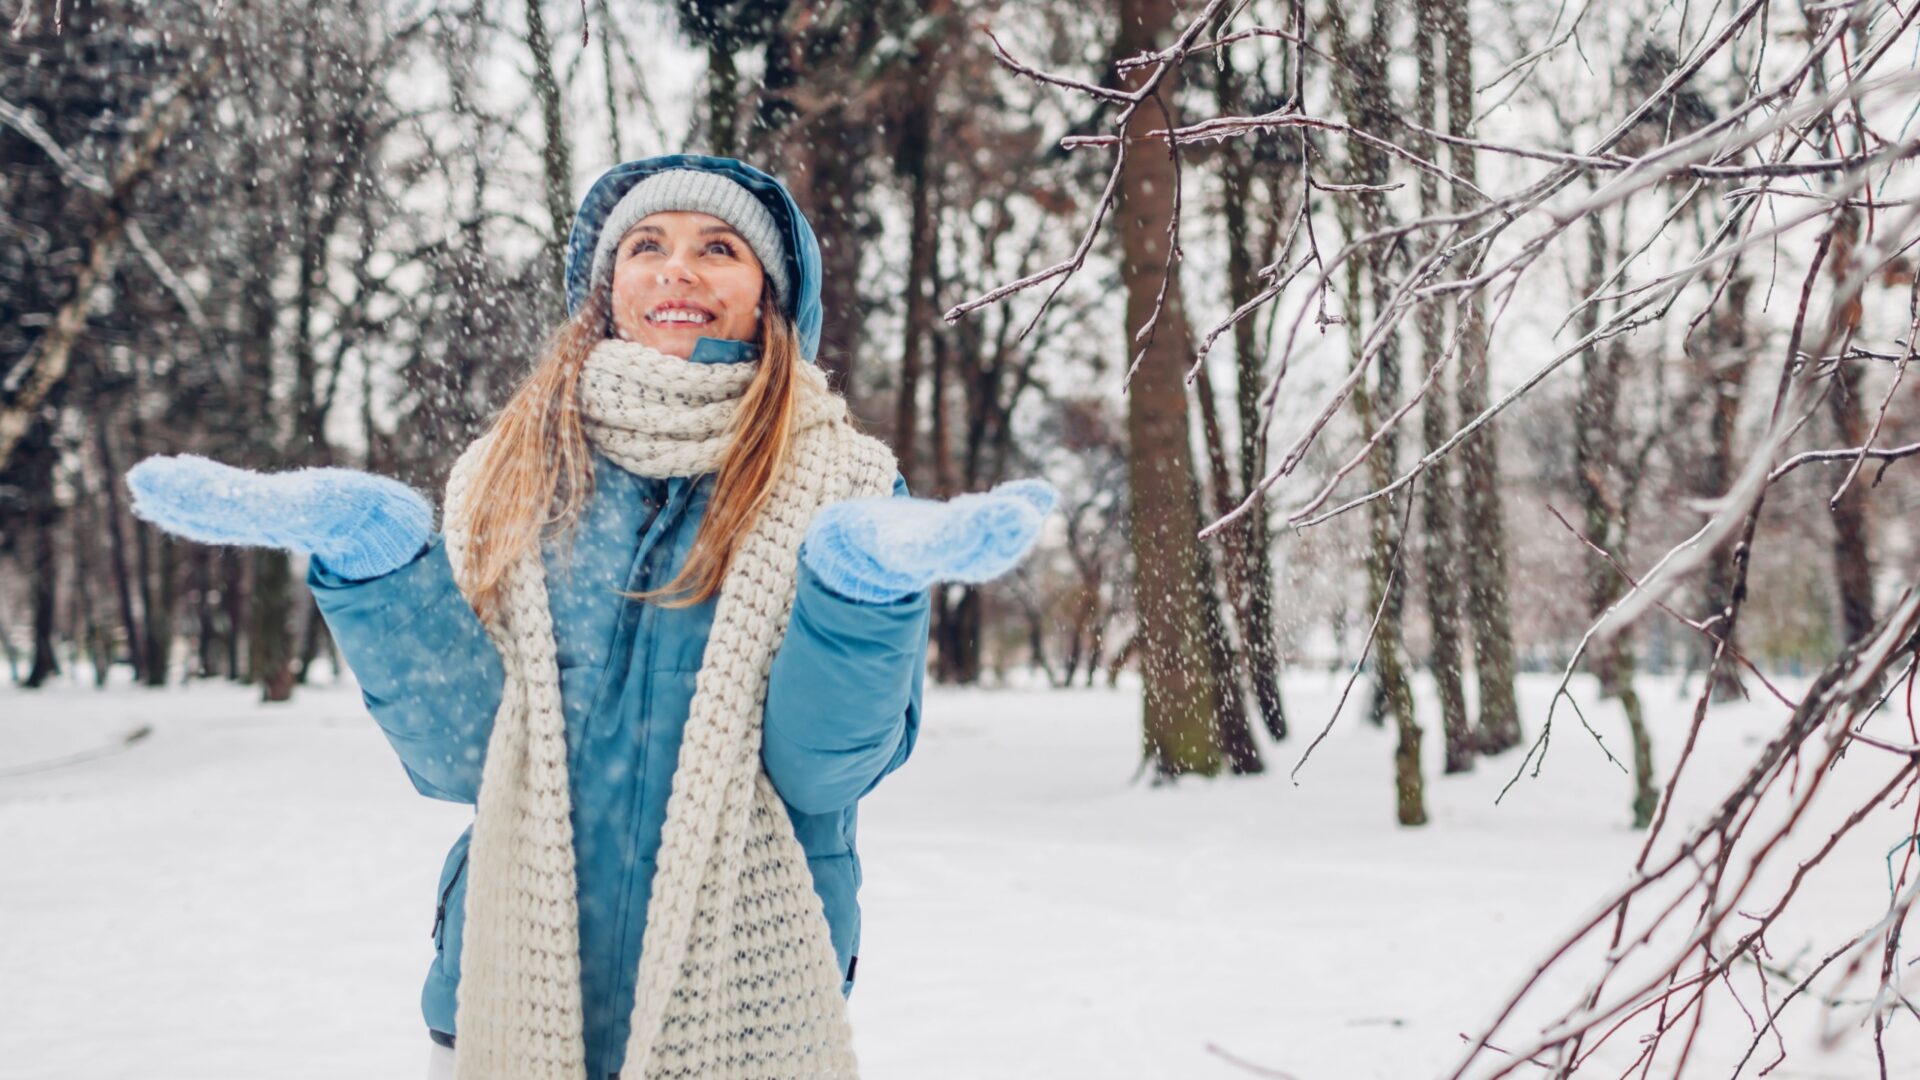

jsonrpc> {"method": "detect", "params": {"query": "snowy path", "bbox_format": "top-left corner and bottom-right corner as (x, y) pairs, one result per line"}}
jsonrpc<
(2, 671), (1910, 1079)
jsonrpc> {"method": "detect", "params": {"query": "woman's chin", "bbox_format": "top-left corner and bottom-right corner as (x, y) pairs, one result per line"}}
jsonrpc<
(623, 326), (699, 359)
(623, 322), (758, 360)
(644, 339), (695, 359)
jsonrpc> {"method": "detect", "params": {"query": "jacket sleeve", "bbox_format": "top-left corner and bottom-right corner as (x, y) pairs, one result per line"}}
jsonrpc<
(762, 473), (932, 815)
(306, 533), (503, 803)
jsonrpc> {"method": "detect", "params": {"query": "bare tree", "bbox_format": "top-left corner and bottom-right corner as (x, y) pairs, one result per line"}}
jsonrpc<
(1328, 0), (1424, 823)
(1694, 274), (1755, 702)
(949, 0), (1920, 1064)
(1570, 209), (1658, 828)
(1206, 38), (1290, 741)
(1412, 0), (1472, 773)
(1438, 0), (1522, 757)
(1108, 0), (1245, 777)
(525, 0), (576, 284)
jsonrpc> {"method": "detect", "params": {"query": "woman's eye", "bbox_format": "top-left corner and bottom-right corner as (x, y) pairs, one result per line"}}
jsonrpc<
(705, 241), (736, 257)
(630, 239), (661, 255)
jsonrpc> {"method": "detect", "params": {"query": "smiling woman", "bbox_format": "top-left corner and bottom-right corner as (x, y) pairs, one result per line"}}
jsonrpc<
(119, 154), (1054, 1080)
(608, 212), (767, 354)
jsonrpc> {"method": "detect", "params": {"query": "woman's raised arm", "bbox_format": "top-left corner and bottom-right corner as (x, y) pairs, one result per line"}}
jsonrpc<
(126, 454), (502, 802)
(305, 536), (503, 802)
(760, 474), (1054, 814)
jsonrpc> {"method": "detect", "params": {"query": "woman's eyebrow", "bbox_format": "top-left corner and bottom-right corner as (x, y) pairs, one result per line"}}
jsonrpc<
(626, 225), (740, 239)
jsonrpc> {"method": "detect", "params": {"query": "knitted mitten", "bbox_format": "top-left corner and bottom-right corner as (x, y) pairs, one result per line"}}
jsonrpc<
(126, 454), (434, 581)
(801, 477), (1057, 603)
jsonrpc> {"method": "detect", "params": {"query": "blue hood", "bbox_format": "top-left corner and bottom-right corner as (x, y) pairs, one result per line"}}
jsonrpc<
(564, 154), (825, 364)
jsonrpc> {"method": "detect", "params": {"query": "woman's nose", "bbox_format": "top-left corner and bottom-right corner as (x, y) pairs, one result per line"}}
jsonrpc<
(658, 249), (698, 284)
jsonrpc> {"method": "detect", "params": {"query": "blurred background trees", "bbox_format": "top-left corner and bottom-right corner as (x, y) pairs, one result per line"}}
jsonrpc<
(3, 0), (1915, 831)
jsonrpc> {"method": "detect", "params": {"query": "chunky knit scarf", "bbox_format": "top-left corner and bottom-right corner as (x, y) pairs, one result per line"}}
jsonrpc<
(439, 338), (895, 1080)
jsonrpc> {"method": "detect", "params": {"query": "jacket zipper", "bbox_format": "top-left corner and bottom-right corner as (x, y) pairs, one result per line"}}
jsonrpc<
(431, 851), (469, 944)
(602, 477), (685, 1073)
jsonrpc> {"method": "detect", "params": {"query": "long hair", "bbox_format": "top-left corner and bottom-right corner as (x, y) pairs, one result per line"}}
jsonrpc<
(456, 276), (804, 622)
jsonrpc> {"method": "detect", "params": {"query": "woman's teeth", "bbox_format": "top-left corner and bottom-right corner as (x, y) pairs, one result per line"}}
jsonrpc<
(650, 310), (713, 325)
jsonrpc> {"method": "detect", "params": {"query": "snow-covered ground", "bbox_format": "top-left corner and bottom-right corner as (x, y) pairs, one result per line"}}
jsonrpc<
(3, 668), (1914, 1079)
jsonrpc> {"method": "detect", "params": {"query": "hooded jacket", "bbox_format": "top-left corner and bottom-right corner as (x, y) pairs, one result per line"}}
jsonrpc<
(307, 155), (929, 1079)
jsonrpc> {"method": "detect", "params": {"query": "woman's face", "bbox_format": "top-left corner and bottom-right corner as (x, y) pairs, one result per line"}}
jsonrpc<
(608, 210), (766, 358)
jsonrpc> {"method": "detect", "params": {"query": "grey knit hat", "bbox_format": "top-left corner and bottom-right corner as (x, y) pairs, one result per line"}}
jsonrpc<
(586, 168), (792, 306)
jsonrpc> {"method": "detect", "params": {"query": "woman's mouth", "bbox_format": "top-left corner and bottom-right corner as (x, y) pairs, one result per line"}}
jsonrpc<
(647, 304), (715, 327)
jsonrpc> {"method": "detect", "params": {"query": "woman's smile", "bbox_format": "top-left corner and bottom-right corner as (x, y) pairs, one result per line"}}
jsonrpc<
(646, 299), (717, 327)
(608, 210), (765, 356)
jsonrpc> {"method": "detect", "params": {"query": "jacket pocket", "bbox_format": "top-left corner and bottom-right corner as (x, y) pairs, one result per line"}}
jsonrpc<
(432, 826), (474, 975)
(804, 851), (860, 982)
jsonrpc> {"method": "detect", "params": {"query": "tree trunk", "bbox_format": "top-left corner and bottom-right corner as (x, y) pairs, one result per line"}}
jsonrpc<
(1700, 276), (1752, 701)
(932, 585), (983, 684)
(1574, 211), (1657, 829)
(706, 39), (738, 156)
(1414, 0), (1471, 773)
(525, 0), (575, 288)
(1332, 0), (1424, 823)
(1824, 212), (1875, 647)
(1186, 359), (1264, 771)
(1194, 508), (1264, 775)
(21, 419), (62, 688)
(222, 546), (246, 682)
(28, 516), (60, 687)
(1188, 33), (1283, 751)
(1354, 367), (1423, 822)
(1106, 631), (1137, 690)
(67, 465), (109, 685)
(1062, 580), (1091, 688)
(929, 281), (957, 499)
(1221, 158), (1286, 742)
(1116, 0), (1225, 779)
(92, 413), (141, 683)
(288, 36), (332, 471)
(0, 584), (21, 683)
(193, 546), (219, 679)
(891, 52), (940, 488)
(250, 549), (297, 702)
(140, 531), (178, 686)
(598, 0), (624, 161)
(125, 394), (169, 687)
(1186, 315), (1266, 765)
(789, 119), (872, 402)
(237, 137), (291, 701)
(296, 591), (329, 684)
(1442, 0), (1522, 755)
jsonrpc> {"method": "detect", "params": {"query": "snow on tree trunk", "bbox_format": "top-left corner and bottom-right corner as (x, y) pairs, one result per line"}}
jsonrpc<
(1116, 0), (1231, 780)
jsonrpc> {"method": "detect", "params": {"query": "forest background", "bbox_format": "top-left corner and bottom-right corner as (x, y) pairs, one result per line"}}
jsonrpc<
(5, 1), (1920, 1074)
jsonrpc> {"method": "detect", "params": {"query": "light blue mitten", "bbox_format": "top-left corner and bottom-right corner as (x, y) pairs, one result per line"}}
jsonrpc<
(801, 477), (1058, 604)
(125, 454), (434, 582)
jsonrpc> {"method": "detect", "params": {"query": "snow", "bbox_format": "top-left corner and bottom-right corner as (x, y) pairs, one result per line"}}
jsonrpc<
(3, 670), (1914, 1079)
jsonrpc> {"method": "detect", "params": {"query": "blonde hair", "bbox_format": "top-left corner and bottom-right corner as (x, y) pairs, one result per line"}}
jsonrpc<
(455, 278), (804, 622)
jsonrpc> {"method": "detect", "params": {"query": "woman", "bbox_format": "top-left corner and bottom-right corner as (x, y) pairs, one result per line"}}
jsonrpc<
(126, 154), (1053, 1080)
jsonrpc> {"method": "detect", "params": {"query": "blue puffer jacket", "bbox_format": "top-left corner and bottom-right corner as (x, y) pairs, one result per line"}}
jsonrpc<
(306, 156), (931, 1080)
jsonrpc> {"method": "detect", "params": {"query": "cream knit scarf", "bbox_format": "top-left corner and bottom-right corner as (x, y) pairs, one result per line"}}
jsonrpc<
(439, 337), (895, 1080)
